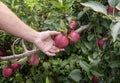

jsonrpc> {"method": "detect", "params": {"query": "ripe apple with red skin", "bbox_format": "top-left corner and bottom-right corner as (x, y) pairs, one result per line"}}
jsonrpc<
(69, 31), (80, 43)
(54, 33), (69, 48)
(107, 6), (119, 14)
(97, 38), (105, 49)
(69, 20), (77, 30)
(92, 75), (99, 83)
(28, 54), (39, 66)
(10, 62), (21, 70)
(0, 50), (3, 56)
(2, 67), (13, 78)
(80, 4), (85, 8)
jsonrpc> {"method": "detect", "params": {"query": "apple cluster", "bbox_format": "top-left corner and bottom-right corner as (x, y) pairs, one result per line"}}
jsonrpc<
(54, 20), (80, 48)
(2, 62), (21, 78)
(2, 54), (39, 78)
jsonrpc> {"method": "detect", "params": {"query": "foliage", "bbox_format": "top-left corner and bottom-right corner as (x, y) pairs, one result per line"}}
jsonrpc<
(0, 0), (120, 83)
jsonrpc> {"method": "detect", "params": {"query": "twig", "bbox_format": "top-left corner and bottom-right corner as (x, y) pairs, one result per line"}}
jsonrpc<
(75, 25), (89, 33)
(22, 39), (28, 52)
(11, 38), (21, 55)
(17, 40), (29, 63)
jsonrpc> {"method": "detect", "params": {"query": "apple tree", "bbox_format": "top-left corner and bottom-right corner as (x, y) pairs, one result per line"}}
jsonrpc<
(0, 0), (120, 83)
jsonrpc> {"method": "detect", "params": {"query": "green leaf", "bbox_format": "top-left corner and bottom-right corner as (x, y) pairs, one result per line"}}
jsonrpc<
(68, 69), (81, 82)
(91, 70), (104, 76)
(79, 60), (90, 72)
(88, 56), (100, 66)
(80, 44), (88, 54)
(108, 0), (120, 8)
(109, 61), (120, 68)
(50, 1), (62, 9)
(46, 77), (50, 83)
(84, 42), (92, 50)
(81, 1), (107, 15)
(24, 0), (38, 10)
(116, 2), (120, 10)
(60, 20), (66, 29)
(43, 62), (50, 70)
(110, 22), (120, 42)
(26, 79), (33, 83)
(58, 0), (63, 6)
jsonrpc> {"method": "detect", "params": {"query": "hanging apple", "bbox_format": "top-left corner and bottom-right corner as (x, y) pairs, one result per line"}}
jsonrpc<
(2, 67), (13, 78)
(28, 54), (40, 66)
(69, 31), (80, 43)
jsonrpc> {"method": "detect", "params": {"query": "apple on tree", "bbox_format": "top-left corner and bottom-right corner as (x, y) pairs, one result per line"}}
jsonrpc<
(80, 4), (85, 8)
(0, 50), (3, 56)
(10, 62), (21, 70)
(69, 31), (80, 43)
(92, 75), (99, 83)
(97, 38), (105, 49)
(107, 6), (119, 14)
(2, 67), (13, 78)
(68, 20), (77, 31)
(28, 54), (40, 66)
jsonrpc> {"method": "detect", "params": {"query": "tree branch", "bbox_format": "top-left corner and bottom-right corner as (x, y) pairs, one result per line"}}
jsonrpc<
(0, 24), (89, 61)
(75, 24), (89, 33)
(0, 49), (39, 61)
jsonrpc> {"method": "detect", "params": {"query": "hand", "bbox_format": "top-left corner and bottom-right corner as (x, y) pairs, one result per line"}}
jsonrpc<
(33, 31), (64, 56)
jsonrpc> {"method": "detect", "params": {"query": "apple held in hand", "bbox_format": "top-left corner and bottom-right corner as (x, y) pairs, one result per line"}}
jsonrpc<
(2, 67), (13, 78)
(69, 31), (80, 43)
(28, 54), (39, 66)
(54, 33), (69, 48)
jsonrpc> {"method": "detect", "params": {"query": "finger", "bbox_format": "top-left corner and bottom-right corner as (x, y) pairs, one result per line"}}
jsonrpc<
(49, 48), (60, 53)
(51, 46), (60, 51)
(60, 49), (65, 51)
(50, 31), (61, 36)
(45, 51), (56, 56)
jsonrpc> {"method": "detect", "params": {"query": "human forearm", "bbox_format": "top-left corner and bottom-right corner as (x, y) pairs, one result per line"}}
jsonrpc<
(0, 2), (63, 56)
(0, 2), (39, 43)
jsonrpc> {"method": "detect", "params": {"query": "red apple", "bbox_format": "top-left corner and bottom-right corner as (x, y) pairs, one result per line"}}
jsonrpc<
(28, 54), (39, 66)
(97, 38), (105, 49)
(92, 75), (99, 83)
(54, 33), (69, 48)
(2, 67), (13, 78)
(69, 20), (77, 30)
(80, 4), (85, 8)
(0, 50), (3, 56)
(10, 62), (21, 70)
(107, 6), (119, 14)
(69, 31), (80, 43)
